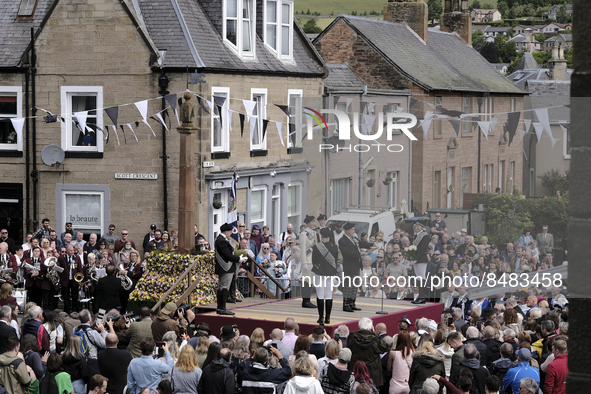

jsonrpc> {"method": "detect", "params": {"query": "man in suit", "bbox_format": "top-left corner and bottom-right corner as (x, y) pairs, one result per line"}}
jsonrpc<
(124, 307), (153, 358)
(214, 223), (245, 316)
(0, 305), (18, 354)
(299, 215), (319, 309)
(119, 249), (145, 314)
(0, 242), (18, 284)
(339, 222), (363, 312)
(24, 246), (44, 306)
(95, 265), (122, 312)
(412, 222), (431, 304)
(536, 225), (554, 255)
(58, 244), (84, 313)
(451, 285), (473, 321)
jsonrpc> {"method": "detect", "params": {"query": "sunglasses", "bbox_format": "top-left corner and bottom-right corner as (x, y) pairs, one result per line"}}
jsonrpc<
(239, 225), (245, 228)
(434, 253), (441, 256)
(122, 233), (128, 235)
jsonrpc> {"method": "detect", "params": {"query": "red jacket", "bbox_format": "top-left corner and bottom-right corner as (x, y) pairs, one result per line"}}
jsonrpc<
(544, 354), (568, 394)
(24, 256), (49, 289)
(58, 255), (84, 287)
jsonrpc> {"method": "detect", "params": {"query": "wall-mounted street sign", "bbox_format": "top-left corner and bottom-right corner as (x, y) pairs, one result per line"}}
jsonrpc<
(202, 161), (215, 168)
(115, 173), (159, 180)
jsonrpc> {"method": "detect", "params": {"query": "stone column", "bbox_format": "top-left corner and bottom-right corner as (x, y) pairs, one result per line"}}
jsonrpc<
(177, 92), (199, 254)
(567, 1), (591, 393)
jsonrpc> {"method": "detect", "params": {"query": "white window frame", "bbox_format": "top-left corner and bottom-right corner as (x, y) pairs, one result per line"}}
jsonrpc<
(287, 182), (302, 229)
(386, 171), (398, 209)
(60, 86), (104, 152)
(223, 0), (256, 58)
(287, 89), (303, 149)
(0, 86), (23, 151)
(562, 122), (571, 159)
(264, 0), (294, 60)
(331, 178), (350, 215)
(250, 186), (267, 228)
(212, 189), (229, 240)
(211, 87), (230, 153)
(250, 88), (267, 151)
(62, 191), (105, 234)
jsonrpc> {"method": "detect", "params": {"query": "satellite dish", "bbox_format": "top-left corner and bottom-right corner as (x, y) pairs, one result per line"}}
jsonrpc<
(41, 145), (65, 166)
(325, 136), (345, 153)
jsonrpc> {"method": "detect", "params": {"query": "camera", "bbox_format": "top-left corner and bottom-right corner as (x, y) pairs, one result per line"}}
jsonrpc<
(95, 309), (106, 325)
(173, 304), (191, 319)
(334, 333), (340, 342)
(127, 315), (140, 323)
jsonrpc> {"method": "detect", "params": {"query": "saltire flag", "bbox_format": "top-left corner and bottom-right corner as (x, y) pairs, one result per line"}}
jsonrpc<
(228, 172), (239, 247)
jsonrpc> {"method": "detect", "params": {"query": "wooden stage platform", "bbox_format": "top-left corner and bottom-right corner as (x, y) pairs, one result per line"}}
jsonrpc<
(194, 296), (443, 337)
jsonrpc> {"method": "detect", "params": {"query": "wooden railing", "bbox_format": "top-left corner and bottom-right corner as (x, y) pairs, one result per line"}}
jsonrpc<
(151, 256), (201, 313)
(242, 255), (287, 300)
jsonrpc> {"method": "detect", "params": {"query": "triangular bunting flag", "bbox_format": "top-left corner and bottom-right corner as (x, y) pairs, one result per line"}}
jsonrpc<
(213, 95), (227, 108)
(518, 129), (527, 140)
(419, 111), (434, 140)
(333, 96), (340, 105)
(524, 119), (532, 132)
(9, 118), (24, 143)
(368, 102), (375, 113)
(275, 121), (284, 147)
(111, 125), (120, 145)
(134, 100), (148, 121)
(243, 100), (257, 117)
(239, 114), (245, 138)
(533, 122), (544, 142)
(506, 112), (521, 147)
(104, 107), (119, 127)
(477, 121), (490, 140)
(119, 125), (127, 144)
(205, 100), (214, 113)
(262, 119), (269, 141)
(275, 104), (290, 117)
(346, 98), (353, 112)
(74, 111), (89, 134)
(489, 118), (498, 135)
(410, 97), (418, 108)
(448, 119), (461, 136)
(143, 119), (156, 137)
(196, 96), (210, 114)
(126, 123), (138, 142)
(164, 94), (179, 125)
(534, 108), (552, 138)
(361, 123), (373, 134)
(156, 113), (169, 132)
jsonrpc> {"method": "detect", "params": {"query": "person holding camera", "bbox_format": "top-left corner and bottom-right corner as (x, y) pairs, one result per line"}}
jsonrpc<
(74, 309), (108, 376)
(125, 307), (153, 358)
(239, 346), (292, 394)
(127, 337), (174, 394)
(151, 302), (195, 342)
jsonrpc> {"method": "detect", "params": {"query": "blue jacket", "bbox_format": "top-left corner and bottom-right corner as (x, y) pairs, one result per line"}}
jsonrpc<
(239, 358), (292, 394)
(503, 362), (540, 394)
(127, 352), (174, 394)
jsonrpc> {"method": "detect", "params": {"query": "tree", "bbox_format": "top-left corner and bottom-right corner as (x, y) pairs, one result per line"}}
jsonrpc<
(556, 5), (572, 23)
(427, 0), (443, 24)
(533, 51), (552, 65)
(470, 0), (482, 11)
(303, 19), (322, 34)
(539, 169), (569, 197)
(480, 42), (501, 63)
(472, 30), (487, 52)
(506, 7), (516, 19)
(497, 1), (509, 16)
(565, 47), (573, 68)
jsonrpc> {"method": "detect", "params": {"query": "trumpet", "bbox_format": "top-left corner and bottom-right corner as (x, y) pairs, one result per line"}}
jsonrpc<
(46, 257), (63, 287)
(74, 272), (85, 284)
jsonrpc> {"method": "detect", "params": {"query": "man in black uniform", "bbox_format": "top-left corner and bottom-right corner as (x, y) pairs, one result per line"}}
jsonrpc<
(339, 222), (362, 312)
(214, 223), (246, 316)
(311, 228), (338, 325)
(412, 222), (431, 304)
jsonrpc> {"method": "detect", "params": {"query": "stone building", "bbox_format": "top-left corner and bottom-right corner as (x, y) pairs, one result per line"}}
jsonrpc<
(0, 0), (326, 245)
(471, 9), (502, 23)
(314, 0), (527, 213)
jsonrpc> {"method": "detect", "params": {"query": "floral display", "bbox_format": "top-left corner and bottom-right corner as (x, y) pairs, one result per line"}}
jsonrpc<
(403, 244), (418, 262)
(130, 250), (221, 307)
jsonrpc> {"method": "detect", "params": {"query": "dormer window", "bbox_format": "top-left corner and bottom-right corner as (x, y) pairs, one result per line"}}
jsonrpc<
(264, 0), (293, 59)
(224, 0), (255, 58)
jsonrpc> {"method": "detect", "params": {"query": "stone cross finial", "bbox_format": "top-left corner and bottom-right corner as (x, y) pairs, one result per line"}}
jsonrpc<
(180, 91), (196, 127)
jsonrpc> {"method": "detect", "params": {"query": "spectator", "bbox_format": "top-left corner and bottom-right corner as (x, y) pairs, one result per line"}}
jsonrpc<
(288, 335), (319, 373)
(21, 305), (51, 353)
(309, 326), (326, 360)
(387, 330), (415, 394)
(124, 307), (153, 358)
(282, 318), (298, 351)
(449, 344), (490, 394)
(490, 343), (515, 389)
(334, 325), (350, 348)
(152, 302), (194, 342)
(194, 337), (210, 368)
(502, 348), (540, 394)
(33, 218), (53, 241)
(317, 339), (341, 382)
(347, 318), (390, 388)
(0, 305), (18, 353)
(74, 309), (107, 375)
(544, 339), (567, 394)
(485, 375), (501, 394)
(269, 328), (293, 360)
(284, 356), (323, 394)
(319, 348), (355, 394)
(0, 337), (36, 394)
(20, 333), (48, 379)
(171, 345), (202, 394)
(464, 326), (488, 367)
(518, 377), (539, 394)
(201, 342), (221, 371)
(114, 230), (136, 253)
(39, 353), (74, 394)
(408, 334), (446, 394)
(62, 336), (90, 394)
(88, 374), (109, 394)
(352, 361), (379, 394)
(483, 326), (502, 368)
(127, 338), (174, 394)
(197, 347), (234, 394)
(98, 333), (133, 394)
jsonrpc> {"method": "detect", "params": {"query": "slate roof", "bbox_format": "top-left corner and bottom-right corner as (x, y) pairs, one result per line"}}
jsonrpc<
(545, 34), (573, 43)
(324, 64), (366, 91)
(510, 34), (540, 44)
(484, 27), (512, 33)
(0, 0), (55, 67)
(514, 52), (540, 71)
(317, 16), (524, 94)
(137, 0), (325, 75)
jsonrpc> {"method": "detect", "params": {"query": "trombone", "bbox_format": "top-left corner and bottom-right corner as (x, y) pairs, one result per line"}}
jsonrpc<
(74, 272), (88, 301)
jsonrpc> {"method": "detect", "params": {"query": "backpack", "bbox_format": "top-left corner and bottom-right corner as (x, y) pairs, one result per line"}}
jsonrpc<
(39, 373), (59, 394)
(73, 326), (96, 358)
(0, 358), (24, 394)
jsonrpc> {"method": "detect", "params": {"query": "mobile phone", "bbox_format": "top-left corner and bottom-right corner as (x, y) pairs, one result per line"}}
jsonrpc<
(270, 343), (278, 349)
(448, 317), (454, 326)
(477, 321), (482, 331)
(334, 333), (340, 342)
(155, 341), (165, 348)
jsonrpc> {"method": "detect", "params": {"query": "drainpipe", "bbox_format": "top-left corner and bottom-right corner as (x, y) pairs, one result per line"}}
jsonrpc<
(25, 71), (30, 233)
(30, 28), (38, 228)
(158, 70), (170, 231)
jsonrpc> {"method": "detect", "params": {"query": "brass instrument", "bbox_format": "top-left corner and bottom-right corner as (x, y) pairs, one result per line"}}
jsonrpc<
(74, 272), (85, 284)
(46, 257), (63, 287)
(87, 265), (99, 283)
(117, 263), (133, 291)
(23, 262), (40, 276)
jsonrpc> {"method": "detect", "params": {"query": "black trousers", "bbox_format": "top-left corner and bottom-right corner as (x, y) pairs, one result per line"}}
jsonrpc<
(27, 284), (42, 306)
(62, 283), (80, 313)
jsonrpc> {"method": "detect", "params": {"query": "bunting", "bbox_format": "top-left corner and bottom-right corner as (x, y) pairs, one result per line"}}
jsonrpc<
(111, 125), (120, 145)
(448, 119), (461, 136)
(126, 123), (139, 142)
(104, 107), (119, 127)
(275, 121), (284, 147)
(518, 129), (527, 140)
(239, 114), (245, 138)
(243, 100), (256, 117)
(275, 104), (290, 117)
(155, 113), (169, 132)
(164, 94), (179, 125)
(196, 96), (210, 114)
(262, 119), (269, 141)
(420, 111), (434, 140)
(74, 111), (89, 134)
(134, 100), (149, 121)
(10, 118), (24, 144)
(506, 112), (521, 147)
(477, 121), (490, 140)
(533, 122), (544, 142)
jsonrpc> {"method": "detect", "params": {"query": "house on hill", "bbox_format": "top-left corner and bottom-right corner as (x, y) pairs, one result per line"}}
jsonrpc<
(314, 0), (527, 213)
(0, 0), (327, 243)
(471, 9), (502, 23)
(483, 26), (512, 42)
(544, 4), (573, 20)
(510, 33), (542, 52)
(543, 34), (573, 52)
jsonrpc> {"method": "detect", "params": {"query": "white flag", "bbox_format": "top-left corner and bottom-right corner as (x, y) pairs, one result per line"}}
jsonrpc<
(134, 100), (148, 121)
(74, 111), (88, 134)
(275, 121), (284, 147)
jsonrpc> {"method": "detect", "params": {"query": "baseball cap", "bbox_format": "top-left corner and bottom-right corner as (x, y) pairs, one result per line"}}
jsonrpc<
(150, 224), (157, 230)
(338, 348), (352, 363)
(161, 302), (177, 315)
(516, 348), (531, 361)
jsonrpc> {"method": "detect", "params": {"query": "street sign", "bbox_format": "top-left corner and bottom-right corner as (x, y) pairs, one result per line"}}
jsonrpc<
(202, 161), (215, 168)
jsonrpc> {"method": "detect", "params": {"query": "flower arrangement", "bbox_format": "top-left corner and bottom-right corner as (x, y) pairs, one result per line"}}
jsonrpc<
(130, 250), (222, 307)
(403, 244), (418, 262)
(366, 178), (375, 187)
(383, 177), (393, 185)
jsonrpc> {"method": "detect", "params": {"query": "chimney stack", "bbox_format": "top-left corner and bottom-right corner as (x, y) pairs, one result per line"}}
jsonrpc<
(440, 0), (472, 46)
(384, 0), (428, 43)
(549, 44), (567, 81)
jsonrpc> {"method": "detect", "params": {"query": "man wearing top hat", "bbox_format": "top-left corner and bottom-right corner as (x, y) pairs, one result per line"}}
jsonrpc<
(311, 228), (338, 325)
(215, 223), (247, 316)
(299, 215), (319, 309)
(411, 221), (431, 304)
(339, 222), (363, 312)
(316, 214), (334, 243)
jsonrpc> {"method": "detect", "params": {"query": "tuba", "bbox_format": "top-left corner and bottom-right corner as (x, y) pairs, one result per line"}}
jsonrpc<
(87, 265), (99, 283)
(46, 257), (63, 287)
(117, 263), (133, 291)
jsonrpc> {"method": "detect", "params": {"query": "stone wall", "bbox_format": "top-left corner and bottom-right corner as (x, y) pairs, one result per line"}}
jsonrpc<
(384, 0), (428, 42)
(440, 12), (473, 46)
